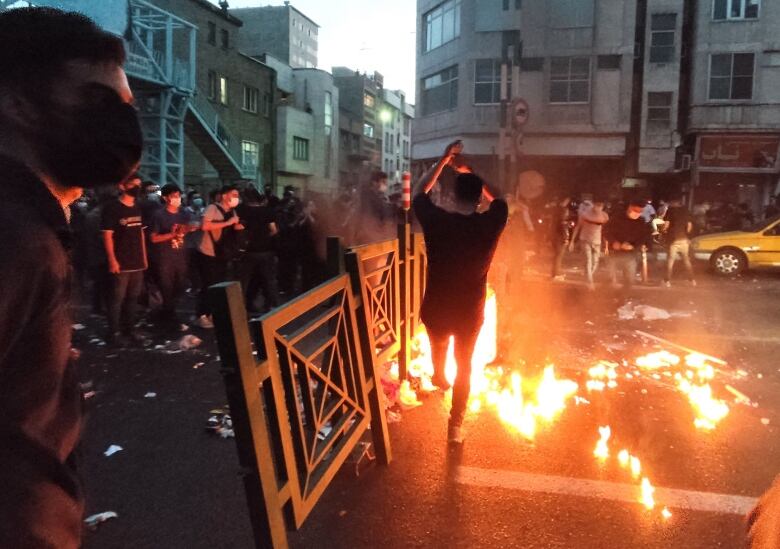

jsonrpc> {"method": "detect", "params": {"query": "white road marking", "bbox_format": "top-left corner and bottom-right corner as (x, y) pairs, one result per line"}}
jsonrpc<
(456, 466), (759, 516)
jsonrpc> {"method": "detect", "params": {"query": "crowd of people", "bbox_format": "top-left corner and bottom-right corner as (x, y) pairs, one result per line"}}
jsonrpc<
(495, 190), (779, 292)
(70, 181), (331, 344)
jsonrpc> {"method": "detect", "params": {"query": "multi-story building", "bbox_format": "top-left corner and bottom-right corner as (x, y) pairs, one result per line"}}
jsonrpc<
(151, 0), (276, 190)
(380, 89), (415, 182)
(261, 54), (340, 196)
(232, 2), (318, 69)
(333, 67), (383, 188)
(414, 0), (780, 211)
(685, 0), (780, 211)
(414, 0), (638, 198)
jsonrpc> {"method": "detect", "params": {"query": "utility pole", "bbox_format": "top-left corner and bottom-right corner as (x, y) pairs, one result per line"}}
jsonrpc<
(499, 31), (521, 194)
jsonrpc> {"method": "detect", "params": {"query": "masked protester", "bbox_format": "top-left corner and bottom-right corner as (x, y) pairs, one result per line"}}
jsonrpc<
(604, 201), (653, 290)
(0, 8), (142, 548)
(101, 176), (148, 344)
(195, 184), (245, 328)
(150, 184), (196, 331)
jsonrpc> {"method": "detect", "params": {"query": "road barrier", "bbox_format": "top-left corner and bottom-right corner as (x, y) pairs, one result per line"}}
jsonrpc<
(209, 224), (427, 548)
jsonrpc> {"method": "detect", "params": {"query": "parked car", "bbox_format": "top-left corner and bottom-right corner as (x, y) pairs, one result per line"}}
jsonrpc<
(691, 216), (780, 275)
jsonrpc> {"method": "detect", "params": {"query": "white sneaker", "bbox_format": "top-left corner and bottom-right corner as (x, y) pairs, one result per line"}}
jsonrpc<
(690, 279), (697, 287)
(552, 275), (565, 282)
(663, 281), (671, 288)
(197, 315), (214, 329)
(179, 323), (190, 332)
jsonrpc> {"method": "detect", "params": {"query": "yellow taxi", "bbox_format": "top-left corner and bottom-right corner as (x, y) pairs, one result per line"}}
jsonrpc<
(691, 216), (780, 275)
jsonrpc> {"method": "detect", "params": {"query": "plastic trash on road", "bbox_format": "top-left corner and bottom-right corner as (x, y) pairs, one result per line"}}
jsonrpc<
(103, 445), (123, 457)
(206, 408), (234, 438)
(144, 392), (157, 398)
(179, 334), (202, 350)
(84, 511), (118, 529)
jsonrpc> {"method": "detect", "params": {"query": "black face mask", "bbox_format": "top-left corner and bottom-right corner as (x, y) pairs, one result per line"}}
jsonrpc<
(34, 83), (143, 189)
(124, 186), (141, 198)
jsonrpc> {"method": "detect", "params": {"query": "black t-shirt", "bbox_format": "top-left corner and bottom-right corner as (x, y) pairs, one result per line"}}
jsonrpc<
(237, 204), (277, 253)
(413, 192), (508, 333)
(604, 215), (652, 254)
(101, 200), (147, 271)
(665, 206), (691, 241)
(150, 208), (193, 260)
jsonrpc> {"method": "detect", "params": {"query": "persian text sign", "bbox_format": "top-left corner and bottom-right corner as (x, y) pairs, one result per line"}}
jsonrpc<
(698, 135), (780, 171)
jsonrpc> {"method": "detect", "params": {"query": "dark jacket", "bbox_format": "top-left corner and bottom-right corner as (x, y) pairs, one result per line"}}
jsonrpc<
(0, 156), (83, 548)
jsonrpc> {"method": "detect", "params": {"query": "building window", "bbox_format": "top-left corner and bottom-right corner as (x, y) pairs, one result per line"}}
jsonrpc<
(243, 86), (259, 113)
(403, 116), (410, 135)
(363, 93), (375, 108)
(423, 0), (461, 53)
(713, 0), (759, 20)
(220, 29), (229, 49)
(474, 59), (506, 105)
(363, 123), (374, 138)
(207, 70), (217, 100)
(709, 53), (754, 100)
(520, 57), (544, 71)
(261, 92), (271, 117)
(597, 55), (621, 70)
(293, 136), (309, 161)
(207, 22), (216, 45)
(421, 65), (458, 115)
(647, 92), (673, 131)
(324, 91), (333, 135)
(650, 14), (676, 63)
(218, 76), (228, 105)
(550, 57), (590, 104)
(241, 140), (259, 169)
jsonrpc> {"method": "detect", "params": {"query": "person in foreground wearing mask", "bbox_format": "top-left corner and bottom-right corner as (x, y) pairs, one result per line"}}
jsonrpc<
(0, 8), (142, 547)
(150, 184), (196, 332)
(101, 176), (148, 345)
(195, 184), (244, 328)
(604, 201), (653, 290)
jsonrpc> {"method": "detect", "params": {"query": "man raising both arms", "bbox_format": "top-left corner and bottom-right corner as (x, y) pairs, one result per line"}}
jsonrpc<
(413, 141), (508, 444)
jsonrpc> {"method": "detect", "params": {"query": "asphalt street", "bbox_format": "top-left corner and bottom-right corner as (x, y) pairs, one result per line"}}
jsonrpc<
(77, 261), (780, 549)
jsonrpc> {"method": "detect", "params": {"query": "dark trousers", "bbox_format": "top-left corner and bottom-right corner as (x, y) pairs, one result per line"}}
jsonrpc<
(89, 264), (110, 314)
(196, 252), (228, 316)
(240, 252), (279, 312)
(278, 245), (300, 296)
(427, 323), (480, 427)
(108, 270), (144, 335)
(154, 253), (188, 324)
(551, 240), (567, 277)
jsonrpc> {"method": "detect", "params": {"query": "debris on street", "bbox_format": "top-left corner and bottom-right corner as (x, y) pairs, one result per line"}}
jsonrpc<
(103, 445), (123, 457)
(84, 511), (118, 529)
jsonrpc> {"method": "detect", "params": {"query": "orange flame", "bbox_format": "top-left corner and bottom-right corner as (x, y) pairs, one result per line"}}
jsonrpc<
(410, 288), (578, 439)
(593, 426), (611, 460)
(640, 477), (656, 510)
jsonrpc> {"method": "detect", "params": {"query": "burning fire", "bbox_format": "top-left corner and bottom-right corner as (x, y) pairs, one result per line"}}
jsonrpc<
(398, 287), (741, 521)
(640, 477), (656, 510)
(635, 350), (730, 431)
(409, 288), (579, 440)
(593, 426), (611, 460)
